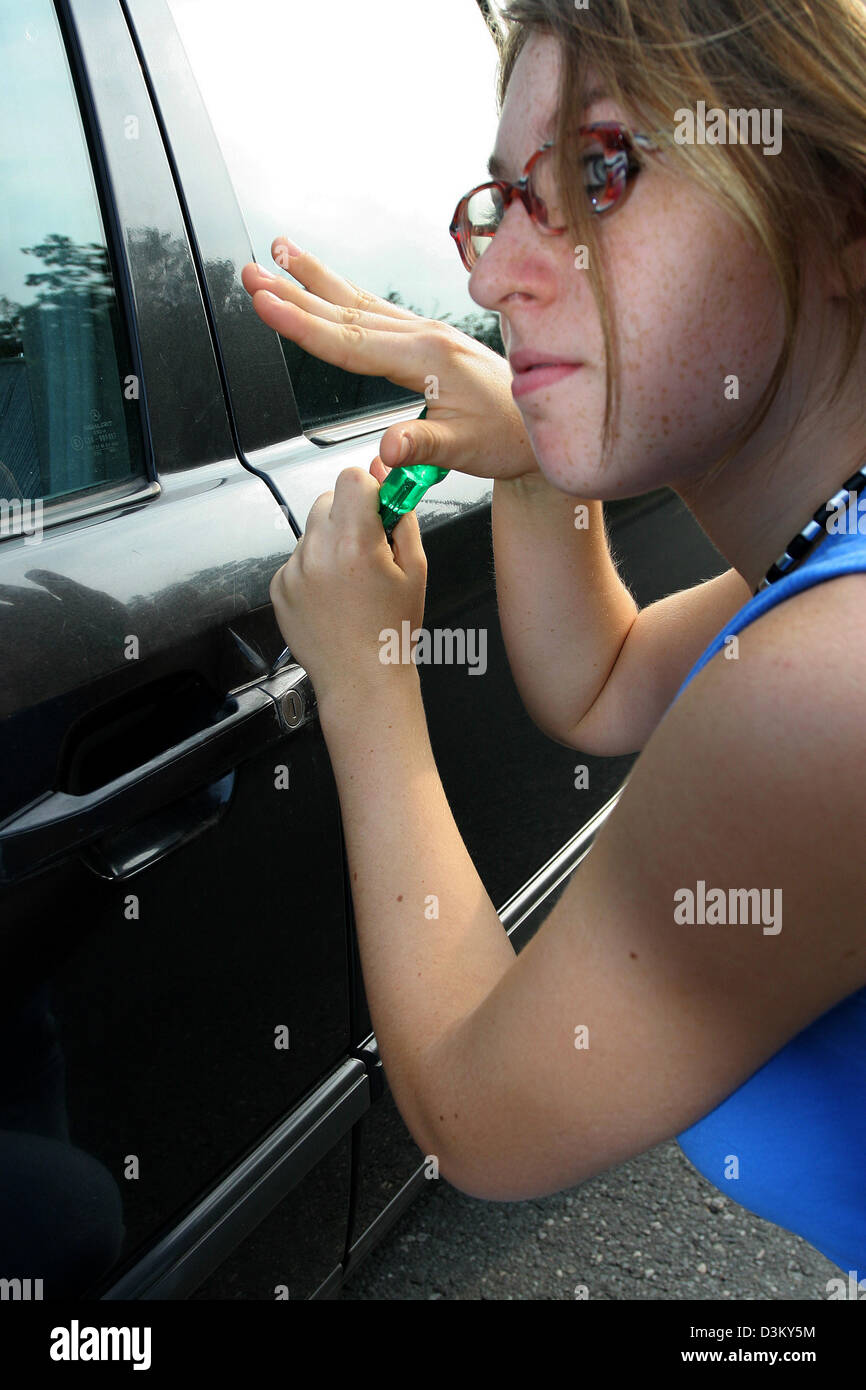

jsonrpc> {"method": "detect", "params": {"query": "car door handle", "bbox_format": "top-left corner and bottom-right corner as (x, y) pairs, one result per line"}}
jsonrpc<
(0, 665), (316, 885)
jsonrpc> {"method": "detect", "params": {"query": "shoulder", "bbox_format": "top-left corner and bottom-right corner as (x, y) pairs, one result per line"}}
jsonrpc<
(726, 562), (866, 660)
(690, 566), (866, 770)
(613, 564), (866, 999)
(643, 565), (866, 887)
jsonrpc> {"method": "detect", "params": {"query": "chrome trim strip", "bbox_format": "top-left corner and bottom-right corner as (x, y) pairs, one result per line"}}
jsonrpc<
(101, 1058), (369, 1300)
(344, 1164), (429, 1275)
(308, 400), (426, 446)
(310, 1264), (344, 1300)
(496, 783), (627, 936)
(0, 481), (161, 541)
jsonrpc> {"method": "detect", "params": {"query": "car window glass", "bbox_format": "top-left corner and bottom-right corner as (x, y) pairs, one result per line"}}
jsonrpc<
(165, 0), (504, 432)
(0, 0), (146, 523)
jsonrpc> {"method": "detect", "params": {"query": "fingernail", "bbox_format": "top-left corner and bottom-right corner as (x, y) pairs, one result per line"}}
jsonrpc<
(275, 237), (303, 266)
(255, 263), (274, 279)
(397, 435), (412, 464)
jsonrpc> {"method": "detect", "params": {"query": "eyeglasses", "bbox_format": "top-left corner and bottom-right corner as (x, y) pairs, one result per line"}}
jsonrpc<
(449, 121), (662, 272)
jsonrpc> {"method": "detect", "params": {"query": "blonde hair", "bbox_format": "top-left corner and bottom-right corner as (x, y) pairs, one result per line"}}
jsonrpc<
(496, 0), (866, 484)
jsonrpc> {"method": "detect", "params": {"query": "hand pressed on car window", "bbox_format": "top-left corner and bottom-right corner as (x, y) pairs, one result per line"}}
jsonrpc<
(241, 240), (539, 484)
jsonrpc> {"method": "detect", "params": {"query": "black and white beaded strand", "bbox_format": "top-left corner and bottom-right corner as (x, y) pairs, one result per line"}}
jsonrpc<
(756, 459), (866, 594)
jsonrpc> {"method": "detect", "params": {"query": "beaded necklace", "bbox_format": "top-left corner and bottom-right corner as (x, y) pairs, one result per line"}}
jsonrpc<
(756, 459), (866, 594)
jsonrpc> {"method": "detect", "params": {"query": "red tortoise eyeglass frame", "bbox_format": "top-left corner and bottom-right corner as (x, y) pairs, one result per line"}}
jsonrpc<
(449, 121), (664, 272)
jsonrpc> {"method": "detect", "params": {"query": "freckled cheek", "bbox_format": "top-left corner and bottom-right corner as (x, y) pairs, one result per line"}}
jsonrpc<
(609, 246), (783, 416)
(693, 219), (785, 371)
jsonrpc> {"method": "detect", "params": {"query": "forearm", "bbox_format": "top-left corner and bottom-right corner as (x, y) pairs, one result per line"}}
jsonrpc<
(491, 475), (639, 742)
(317, 668), (517, 1160)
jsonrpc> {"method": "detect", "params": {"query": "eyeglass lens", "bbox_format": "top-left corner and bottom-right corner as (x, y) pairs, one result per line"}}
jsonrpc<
(463, 132), (632, 266)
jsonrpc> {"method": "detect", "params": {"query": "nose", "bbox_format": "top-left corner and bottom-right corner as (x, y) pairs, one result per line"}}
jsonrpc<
(468, 197), (562, 313)
(467, 198), (535, 307)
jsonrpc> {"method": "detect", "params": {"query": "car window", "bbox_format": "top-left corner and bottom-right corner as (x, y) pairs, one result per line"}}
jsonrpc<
(165, 0), (504, 433)
(0, 0), (146, 527)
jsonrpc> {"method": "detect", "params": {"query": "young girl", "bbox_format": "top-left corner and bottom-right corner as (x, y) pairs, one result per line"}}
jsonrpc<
(241, 0), (866, 1277)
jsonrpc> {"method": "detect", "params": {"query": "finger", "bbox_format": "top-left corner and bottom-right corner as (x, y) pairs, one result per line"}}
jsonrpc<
(378, 417), (455, 471)
(303, 490), (334, 533)
(251, 288), (436, 385)
(241, 261), (283, 297)
(370, 455), (391, 484)
(296, 490), (334, 562)
(329, 466), (384, 539)
(389, 506), (428, 583)
(270, 239), (419, 321)
(269, 560), (291, 607)
(244, 263), (423, 338)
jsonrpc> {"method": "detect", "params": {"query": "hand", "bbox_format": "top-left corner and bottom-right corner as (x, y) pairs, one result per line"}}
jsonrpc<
(241, 238), (540, 482)
(269, 466), (427, 708)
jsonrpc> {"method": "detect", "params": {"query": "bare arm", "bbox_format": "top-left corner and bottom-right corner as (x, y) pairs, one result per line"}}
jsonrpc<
(573, 564), (751, 754)
(492, 474), (751, 756)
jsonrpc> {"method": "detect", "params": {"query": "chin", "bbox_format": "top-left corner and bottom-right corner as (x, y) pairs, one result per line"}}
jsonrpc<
(527, 432), (622, 499)
(528, 419), (682, 501)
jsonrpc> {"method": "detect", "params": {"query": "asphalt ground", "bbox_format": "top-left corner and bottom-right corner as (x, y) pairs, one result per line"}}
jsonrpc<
(337, 1137), (839, 1301)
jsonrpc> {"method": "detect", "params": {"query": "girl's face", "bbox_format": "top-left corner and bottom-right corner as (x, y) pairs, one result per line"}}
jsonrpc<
(468, 32), (787, 499)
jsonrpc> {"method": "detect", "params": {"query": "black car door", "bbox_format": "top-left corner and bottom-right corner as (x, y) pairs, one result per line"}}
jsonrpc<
(0, 0), (359, 1301)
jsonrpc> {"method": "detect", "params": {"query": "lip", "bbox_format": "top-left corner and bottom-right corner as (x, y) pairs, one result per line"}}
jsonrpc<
(510, 349), (581, 374)
(511, 362), (582, 399)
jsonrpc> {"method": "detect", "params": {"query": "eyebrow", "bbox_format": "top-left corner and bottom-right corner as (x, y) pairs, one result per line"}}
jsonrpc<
(486, 88), (609, 179)
(486, 151), (512, 179)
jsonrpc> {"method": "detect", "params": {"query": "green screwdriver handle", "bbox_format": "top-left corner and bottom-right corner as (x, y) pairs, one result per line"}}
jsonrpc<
(378, 404), (450, 541)
(271, 406), (445, 675)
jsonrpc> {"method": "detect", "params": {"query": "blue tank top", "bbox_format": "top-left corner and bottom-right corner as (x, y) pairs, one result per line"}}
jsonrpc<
(670, 516), (866, 1273)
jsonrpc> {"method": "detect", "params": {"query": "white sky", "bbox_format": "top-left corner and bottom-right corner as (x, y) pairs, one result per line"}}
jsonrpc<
(165, 0), (504, 325)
